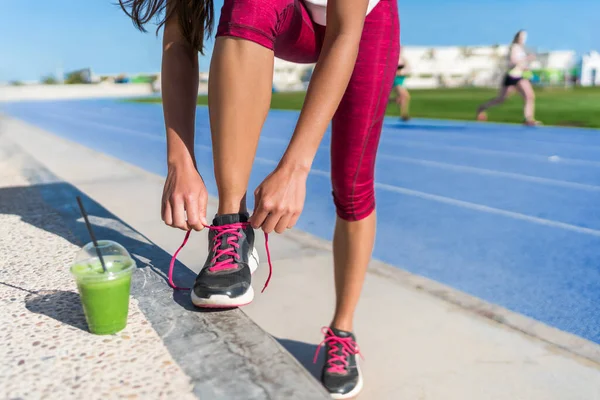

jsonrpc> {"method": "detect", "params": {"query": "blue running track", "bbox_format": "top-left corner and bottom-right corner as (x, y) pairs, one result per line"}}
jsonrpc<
(3, 99), (600, 344)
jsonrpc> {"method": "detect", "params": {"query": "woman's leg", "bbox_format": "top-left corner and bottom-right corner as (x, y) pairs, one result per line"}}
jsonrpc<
(516, 79), (536, 122)
(210, 0), (322, 214)
(192, 0), (321, 308)
(399, 86), (411, 119)
(329, 0), (400, 332)
(478, 86), (512, 112)
(209, 38), (273, 214)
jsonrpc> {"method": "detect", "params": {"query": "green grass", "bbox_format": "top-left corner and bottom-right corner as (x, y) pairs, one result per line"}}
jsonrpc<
(131, 86), (600, 128)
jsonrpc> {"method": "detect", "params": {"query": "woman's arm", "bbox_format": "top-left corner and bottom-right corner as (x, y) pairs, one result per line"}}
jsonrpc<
(162, 16), (199, 169)
(160, 14), (208, 231)
(278, 0), (370, 172)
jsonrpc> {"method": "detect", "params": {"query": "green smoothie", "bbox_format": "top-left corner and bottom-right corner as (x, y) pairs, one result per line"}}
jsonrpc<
(71, 255), (134, 335)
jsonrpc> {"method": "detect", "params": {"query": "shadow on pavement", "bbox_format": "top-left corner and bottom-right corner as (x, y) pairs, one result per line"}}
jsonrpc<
(0, 182), (197, 313)
(277, 337), (323, 380)
(25, 290), (89, 332)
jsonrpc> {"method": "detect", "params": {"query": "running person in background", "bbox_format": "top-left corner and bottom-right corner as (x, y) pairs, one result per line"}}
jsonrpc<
(120, 0), (399, 398)
(476, 30), (541, 126)
(393, 57), (411, 121)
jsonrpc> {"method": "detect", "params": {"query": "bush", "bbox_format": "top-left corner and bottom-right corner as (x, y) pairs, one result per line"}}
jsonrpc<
(41, 75), (59, 85)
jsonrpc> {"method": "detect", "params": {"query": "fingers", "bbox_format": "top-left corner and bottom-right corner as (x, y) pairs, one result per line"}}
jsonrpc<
(170, 197), (188, 231)
(162, 193), (208, 231)
(249, 189), (269, 229)
(274, 213), (292, 234)
(184, 196), (204, 231)
(162, 200), (173, 226)
(287, 212), (300, 229)
(252, 199), (298, 234)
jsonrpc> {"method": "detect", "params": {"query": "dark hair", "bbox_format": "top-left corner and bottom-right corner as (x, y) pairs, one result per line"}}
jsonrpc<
(118, 0), (214, 54)
(512, 29), (526, 45)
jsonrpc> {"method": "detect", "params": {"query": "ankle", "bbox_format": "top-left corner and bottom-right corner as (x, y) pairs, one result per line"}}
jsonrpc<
(217, 206), (247, 215)
(217, 198), (248, 215)
(330, 319), (353, 333)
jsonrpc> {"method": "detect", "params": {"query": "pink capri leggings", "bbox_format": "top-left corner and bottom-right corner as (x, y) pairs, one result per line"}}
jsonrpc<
(217, 0), (400, 221)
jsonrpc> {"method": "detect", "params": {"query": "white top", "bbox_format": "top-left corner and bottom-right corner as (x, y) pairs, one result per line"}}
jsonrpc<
(507, 44), (527, 78)
(303, 0), (381, 26)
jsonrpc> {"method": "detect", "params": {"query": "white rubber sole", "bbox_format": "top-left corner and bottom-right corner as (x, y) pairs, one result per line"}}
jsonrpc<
(190, 247), (259, 308)
(329, 360), (364, 400)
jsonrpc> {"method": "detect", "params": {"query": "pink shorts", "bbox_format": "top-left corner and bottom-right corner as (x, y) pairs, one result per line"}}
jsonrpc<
(217, 0), (400, 221)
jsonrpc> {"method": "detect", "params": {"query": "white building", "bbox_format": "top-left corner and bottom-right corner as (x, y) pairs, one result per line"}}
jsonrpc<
(272, 58), (313, 91)
(401, 46), (576, 88)
(580, 51), (600, 86)
(271, 45), (577, 90)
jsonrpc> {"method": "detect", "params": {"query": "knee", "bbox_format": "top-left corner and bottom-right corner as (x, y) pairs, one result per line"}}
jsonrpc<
(332, 186), (376, 222)
(527, 92), (535, 101)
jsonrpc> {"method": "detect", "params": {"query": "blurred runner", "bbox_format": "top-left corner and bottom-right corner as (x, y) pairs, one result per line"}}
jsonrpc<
(476, 30), (541, 126)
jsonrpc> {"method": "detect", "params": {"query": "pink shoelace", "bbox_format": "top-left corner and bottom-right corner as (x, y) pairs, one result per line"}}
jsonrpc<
(313, 327), (363, 374)
(167, 222), (273, 293)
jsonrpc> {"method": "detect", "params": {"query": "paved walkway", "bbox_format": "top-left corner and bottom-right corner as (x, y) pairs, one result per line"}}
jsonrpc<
(0, 149), (194, 399)
(2, 116), (600, 399)
(0, 123), (329, 400)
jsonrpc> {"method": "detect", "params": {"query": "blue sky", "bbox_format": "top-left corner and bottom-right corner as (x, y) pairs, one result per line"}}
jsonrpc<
(1, 0), (598, 81)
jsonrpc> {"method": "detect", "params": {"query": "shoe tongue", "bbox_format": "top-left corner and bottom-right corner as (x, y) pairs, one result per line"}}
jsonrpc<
(213, 213), (249, 226)
(329, 327), (354, 339)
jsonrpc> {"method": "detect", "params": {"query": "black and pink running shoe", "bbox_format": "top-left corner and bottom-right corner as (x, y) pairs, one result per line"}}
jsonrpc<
(167, 212), (273, 308)
(314, 327), (363, 399)
(191, 213), (260, 308)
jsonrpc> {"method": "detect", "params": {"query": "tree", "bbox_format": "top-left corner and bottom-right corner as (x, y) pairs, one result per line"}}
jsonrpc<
(9, 80), (24, 86)
(64, 68), (91, 84)
(41, 75), (58, 85)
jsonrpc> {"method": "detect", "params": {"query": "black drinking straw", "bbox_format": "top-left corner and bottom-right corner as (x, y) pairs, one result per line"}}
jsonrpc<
(76, 196), (108, 273)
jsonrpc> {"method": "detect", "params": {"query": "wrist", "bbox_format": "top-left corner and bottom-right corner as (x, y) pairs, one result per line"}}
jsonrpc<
(278, 156), (311, 176)
(167, 150), (196, 170)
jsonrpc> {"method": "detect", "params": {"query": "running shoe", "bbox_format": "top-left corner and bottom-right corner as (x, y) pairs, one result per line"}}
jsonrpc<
(524, 119), (542, 126)
(476, 109), (488, 121)
(191, 213), (260, 308)
(401, 115), (411, 122)
(314, 327), (363, 399)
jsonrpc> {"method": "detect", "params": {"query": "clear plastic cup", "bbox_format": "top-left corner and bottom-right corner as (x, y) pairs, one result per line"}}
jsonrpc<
(70, 241), (135, 335)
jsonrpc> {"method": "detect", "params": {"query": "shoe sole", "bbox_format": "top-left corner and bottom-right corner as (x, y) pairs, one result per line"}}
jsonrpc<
(329, 360), (364, 400)
(190, 247), (259, 309)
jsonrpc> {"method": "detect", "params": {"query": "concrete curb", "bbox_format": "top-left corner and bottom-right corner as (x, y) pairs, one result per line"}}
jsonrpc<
(0, 130), (330, 399)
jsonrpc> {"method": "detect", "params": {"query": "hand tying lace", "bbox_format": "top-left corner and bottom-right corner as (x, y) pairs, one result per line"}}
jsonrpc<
(167, 223), (272, 293)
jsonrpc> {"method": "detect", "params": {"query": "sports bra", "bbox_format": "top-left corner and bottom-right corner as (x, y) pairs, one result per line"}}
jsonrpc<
(303, 0), (381, 26)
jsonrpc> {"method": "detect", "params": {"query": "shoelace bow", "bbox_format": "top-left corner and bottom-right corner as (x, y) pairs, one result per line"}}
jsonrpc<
(167, 222), (273, 293)
(313, 327), (363, 374)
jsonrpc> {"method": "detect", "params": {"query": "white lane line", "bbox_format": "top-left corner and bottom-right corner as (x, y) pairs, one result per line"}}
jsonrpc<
(388, 140), (600, 168)
(49, 104), (600, 151)
(37, 111), (166, 143)
(378, 155), (600, 192)
(37, 110), (600, 237)
(43, 106), (600, 167)
(380, 124), (600, 151)
(375, 183), (600, 237)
